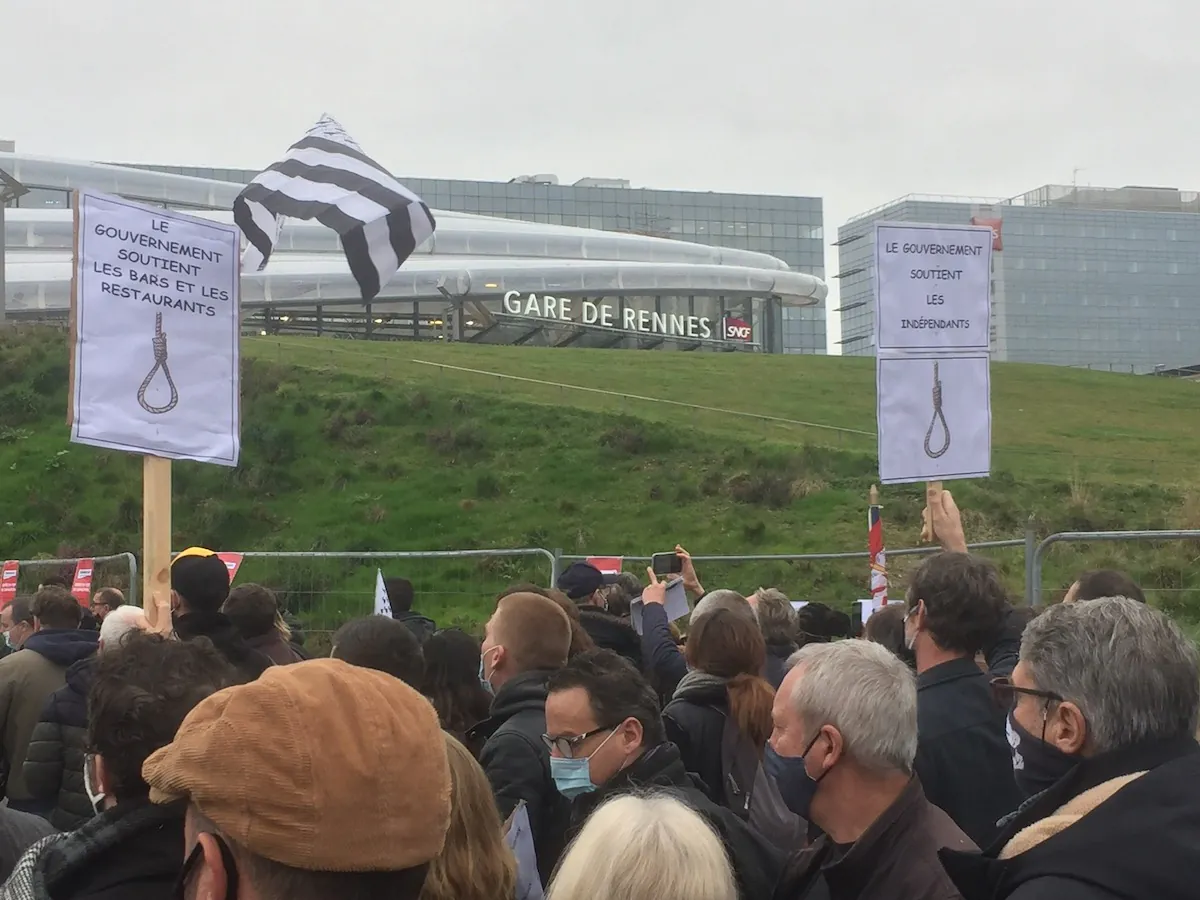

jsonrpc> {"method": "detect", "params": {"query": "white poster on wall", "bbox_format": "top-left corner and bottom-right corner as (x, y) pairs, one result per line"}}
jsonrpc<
(877, 354), (990, 484)
(874, 222), (993, 352)
(69, 191), (241, 466)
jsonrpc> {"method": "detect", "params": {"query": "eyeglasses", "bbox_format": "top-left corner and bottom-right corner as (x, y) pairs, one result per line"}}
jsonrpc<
(541, 726), (616, 759)
(990, 676), (1063, 711)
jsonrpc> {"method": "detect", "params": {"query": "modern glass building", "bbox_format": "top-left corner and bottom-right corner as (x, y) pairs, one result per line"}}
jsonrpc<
(125, 166), (827, 354)
(836, 184), (1200, 373)
(2, 151), (826, 350)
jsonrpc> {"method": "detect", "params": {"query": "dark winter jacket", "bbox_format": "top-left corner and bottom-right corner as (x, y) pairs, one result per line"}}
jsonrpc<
(570, 742), (783, 900)
(773, 776), (974, 900)
(172, 611), (273, 683)
(765, 641), (799, 691)
(914, 657), (1022, 848)
(941, 735), (1200, 900)
(578, 608), (643, 670)
(1, 798), (185, 900)
(467, 670), (569, 886)
(393, 610), (437, 644)
(662, 673), (734, 805)
(23, 658), (95, 831)
(640, 602), (688, 699)
(0, 807), (55, 885)
(0, 630), (98, 804)
(245, 631), (306, 666)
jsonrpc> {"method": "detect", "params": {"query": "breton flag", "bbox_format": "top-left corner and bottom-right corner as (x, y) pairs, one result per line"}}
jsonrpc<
(233, 114), (436, 301)
(374, 569), (392, 618)
(869, 489), (889, 605)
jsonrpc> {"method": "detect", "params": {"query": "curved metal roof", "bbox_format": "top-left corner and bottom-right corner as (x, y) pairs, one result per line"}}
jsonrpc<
(1, 153), (828, 311)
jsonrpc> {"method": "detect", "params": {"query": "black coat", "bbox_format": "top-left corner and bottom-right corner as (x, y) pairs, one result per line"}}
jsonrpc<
(30, 798), (185, 900)
(941, 736), (1200, 900)
(662, 677), (731, 805)
(468, 670), (569, 887)
(393, 610), (437, 644)
(0, 806), (55, 884)
(571, 743), (783, 900)
(578, 609), (643, 670)
(765, 642), (799, 691)
(173, 611), (273, 683)
(773, 776), (974, 900)
(914, 658), (1022, 848)
(23, 658), (94, 831)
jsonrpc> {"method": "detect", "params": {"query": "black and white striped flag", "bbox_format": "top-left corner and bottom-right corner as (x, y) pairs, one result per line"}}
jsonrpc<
(233, 115), (435, 301)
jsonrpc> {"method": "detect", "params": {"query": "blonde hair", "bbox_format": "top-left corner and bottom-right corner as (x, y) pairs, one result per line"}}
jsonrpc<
(548, 794), (736, 900)
(419, 735), (517, 900)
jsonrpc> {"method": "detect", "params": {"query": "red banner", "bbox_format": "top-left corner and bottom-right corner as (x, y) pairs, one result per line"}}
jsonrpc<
(586, 557), (623, 574)
(217, 553), (244, 583)
(971, 216), (1003, 251)
(71, 559), (95, 606)
(0, 561), (17, 608)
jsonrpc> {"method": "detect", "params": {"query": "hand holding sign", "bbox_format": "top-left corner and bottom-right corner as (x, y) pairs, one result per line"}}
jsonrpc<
(643, 568), (667, 606)
(921, 483), (968, 553)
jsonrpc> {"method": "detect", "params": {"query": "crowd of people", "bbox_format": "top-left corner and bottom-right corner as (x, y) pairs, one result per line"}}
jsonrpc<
(0, 487), (1194, 900)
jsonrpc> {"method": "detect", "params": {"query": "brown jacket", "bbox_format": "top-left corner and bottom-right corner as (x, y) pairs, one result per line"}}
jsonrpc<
(773, 776), (975, 900)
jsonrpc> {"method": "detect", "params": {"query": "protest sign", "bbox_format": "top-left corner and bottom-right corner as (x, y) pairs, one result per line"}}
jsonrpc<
(71, 558), (95, 605)
(68, 191), (241, 629)
(877, 354), (991, 484)
(874, 222), (993, 353)
(586, 556), (623, 574)
(69, 191), (241, 465)
(630, 578), (689, 635)
(0, 561), (18, 608)
(217, 552), (244, 583)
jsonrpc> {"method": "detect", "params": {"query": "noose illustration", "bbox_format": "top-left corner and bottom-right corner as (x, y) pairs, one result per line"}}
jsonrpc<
(136, 312), (179, 415)
(923, 361), (950, 459)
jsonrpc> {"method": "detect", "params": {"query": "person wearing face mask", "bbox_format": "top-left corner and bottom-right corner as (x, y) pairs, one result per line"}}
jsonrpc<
(903, 551), (1022, 848)
(466, 592), (572, 888)
(0, 597), (35, 659)
(941, 597), (1200, 900)
(767, 640), (974, 900)
(0, 632), (236, 900)
(544, 649), (781, 900)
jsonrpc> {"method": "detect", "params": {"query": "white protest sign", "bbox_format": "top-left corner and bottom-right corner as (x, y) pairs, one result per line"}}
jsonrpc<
(874, 222), (993, 352)
(877, 354), (990, 484)
(630, 578), (689, 635)
(70, 191), (240, 465)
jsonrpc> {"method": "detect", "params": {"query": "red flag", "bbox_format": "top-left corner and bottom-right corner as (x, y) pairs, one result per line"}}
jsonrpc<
(217, 553), (244, 583)
(869, 505), (889, 605)
(0, 561), (18, 609)
(71, 559), (96, 607)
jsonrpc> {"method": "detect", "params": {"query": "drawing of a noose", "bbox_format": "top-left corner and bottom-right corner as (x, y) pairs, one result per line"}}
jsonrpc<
(923, 361), (950, 459)
(136, 312), (179, 414)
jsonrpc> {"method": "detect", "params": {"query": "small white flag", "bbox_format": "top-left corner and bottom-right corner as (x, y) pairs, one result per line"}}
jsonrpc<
(374, 569), (392, 617)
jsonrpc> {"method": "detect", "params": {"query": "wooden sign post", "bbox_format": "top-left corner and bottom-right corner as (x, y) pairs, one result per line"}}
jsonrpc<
(67, 191), (241, 629)
(143, 456), (174, 632)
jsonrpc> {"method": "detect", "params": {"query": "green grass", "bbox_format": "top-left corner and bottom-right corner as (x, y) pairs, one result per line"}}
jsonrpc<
(3, 327), (1199, 635)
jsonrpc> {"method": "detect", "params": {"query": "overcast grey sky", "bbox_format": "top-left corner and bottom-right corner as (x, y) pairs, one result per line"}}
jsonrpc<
(5, 0), (1196, 349)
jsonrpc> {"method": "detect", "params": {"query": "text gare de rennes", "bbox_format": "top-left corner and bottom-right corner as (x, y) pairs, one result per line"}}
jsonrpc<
(504, 291), (721, 339)
(90, 219), (230, 318)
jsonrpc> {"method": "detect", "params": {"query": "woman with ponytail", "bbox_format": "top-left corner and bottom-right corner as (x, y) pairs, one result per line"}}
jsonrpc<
(662, 607), (776, 807)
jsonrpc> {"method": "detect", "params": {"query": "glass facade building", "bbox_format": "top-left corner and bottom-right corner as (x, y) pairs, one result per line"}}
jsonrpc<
(836, 184), (1200, 372)
(117, 167), (827, 354)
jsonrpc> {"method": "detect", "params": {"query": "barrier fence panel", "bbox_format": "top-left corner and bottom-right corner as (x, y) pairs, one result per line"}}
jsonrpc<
(559, 536), (1030, 612)
(1031, 530), (1200, 611)
(2, 553), (138, 605)
(224, 549), (556, 651)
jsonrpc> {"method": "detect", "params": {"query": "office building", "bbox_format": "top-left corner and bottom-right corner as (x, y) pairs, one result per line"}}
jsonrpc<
(836, 184), (1200, 373)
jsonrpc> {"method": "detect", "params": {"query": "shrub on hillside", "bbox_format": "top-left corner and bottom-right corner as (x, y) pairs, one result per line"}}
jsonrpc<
(427, 426), (485, 457)
(727, 471), (793, 509)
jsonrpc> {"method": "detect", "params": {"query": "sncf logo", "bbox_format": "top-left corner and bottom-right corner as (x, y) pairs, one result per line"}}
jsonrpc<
(723, 317), (752, 341)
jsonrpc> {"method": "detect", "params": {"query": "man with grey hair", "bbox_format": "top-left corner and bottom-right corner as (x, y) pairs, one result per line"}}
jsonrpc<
(767, 640), (974, 900)
(752, 588), (800, 689)
(941, 597), (1200, 900)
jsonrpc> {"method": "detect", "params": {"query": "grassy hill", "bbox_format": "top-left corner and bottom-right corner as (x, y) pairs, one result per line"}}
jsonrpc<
(2, 327), (1197, 637)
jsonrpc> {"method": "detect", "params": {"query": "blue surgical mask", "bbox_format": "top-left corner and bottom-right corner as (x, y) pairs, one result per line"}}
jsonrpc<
(1008, 713), (1078, 798)
(550, 729), (617, 799)
(479, 647), (496, 696)
(764, 730), (828, 820)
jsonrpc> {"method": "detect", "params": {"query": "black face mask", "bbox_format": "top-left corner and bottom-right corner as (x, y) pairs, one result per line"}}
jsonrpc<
(1007, 713), (1079, 798)
(174, 835), (239, 900)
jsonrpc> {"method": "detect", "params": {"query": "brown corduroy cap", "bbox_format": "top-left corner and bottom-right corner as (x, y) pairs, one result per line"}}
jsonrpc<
(142, 658), (451, 872)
